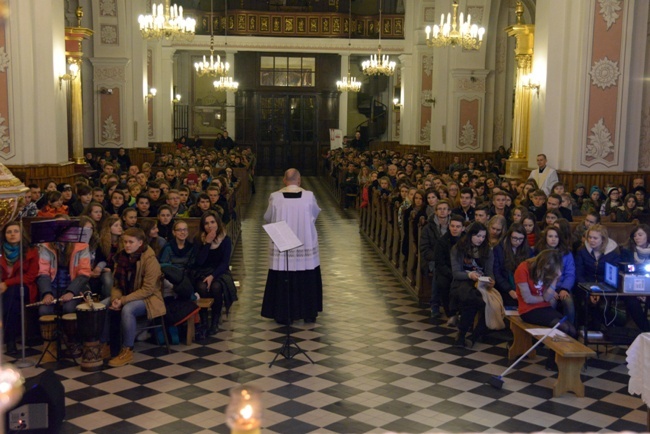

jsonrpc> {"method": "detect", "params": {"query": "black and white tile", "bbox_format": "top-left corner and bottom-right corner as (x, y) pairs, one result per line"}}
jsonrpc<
(10, 176), (646, 433)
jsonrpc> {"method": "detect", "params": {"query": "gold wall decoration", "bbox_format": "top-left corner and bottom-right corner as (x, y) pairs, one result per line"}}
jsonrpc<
(261, 16), (269, 31)
(322, 17), (329, 33)
(285, 17), (293, 32)
(333, 17), (340, 33)
(273, 16), (281, 32)
(249, 15), (256, 31)
(297, 17), (306, 33)
(310, 17), (318, 32)
(238, 15), (245, 30)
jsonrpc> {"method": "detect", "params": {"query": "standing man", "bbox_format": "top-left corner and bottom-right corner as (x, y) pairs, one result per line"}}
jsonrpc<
(528, 154), (559, 196)
(261, 168), (323, 324)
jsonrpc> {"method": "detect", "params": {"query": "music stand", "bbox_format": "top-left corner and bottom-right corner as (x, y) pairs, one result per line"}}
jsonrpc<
(263, 221), (314, 367)
(29, 220), (92, 367)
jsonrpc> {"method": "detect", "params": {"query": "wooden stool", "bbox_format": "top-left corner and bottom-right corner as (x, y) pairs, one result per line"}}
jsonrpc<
(182, 298), (214, 345)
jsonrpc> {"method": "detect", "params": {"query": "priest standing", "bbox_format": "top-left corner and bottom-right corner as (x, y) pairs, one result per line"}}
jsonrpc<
(261, 168), (323, 324)
(528, 153), (559, 196)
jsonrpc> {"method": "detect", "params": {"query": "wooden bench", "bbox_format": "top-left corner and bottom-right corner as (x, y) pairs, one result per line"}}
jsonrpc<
(176, 298), (214, 345)
(509, 315), (596, 397)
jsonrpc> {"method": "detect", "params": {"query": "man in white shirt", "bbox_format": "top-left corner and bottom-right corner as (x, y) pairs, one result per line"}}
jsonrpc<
(528, 154), (559, 196)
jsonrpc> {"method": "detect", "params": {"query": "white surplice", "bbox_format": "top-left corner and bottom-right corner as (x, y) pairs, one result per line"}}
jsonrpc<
(264, 185), (321, 271)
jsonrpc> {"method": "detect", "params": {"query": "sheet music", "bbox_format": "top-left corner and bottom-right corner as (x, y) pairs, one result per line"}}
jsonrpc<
(263, 221), (303, 252)
(525, 328), (567, 338)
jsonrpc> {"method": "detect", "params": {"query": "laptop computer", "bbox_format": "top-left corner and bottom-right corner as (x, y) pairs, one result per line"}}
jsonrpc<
(584, 262), (618, 293)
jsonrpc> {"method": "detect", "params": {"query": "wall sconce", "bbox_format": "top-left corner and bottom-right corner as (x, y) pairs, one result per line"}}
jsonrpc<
(393, 98), (402, 111)
(145, 87), (157, 102)
(172, 94), (182, 103)
(99, 87), (113, 95)
(59, 58), (81, 89)
(522, 75), (540, 96)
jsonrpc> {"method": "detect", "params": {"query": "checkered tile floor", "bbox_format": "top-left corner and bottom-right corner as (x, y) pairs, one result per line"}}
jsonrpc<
(10, 176), (647, 433)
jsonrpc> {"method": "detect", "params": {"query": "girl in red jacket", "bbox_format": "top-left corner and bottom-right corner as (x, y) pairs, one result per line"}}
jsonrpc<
(0, 221), (39, 355)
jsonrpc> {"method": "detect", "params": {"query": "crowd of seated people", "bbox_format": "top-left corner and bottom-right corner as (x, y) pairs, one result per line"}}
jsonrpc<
(326, 146), (650, 358)
(4, 145), (252, 365)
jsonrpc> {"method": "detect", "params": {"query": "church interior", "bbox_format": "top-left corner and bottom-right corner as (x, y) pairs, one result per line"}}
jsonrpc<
(0, 0), (649, 432)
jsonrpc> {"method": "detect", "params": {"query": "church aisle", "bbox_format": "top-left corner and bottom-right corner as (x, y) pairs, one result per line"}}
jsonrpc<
(15, 176), (646, 433)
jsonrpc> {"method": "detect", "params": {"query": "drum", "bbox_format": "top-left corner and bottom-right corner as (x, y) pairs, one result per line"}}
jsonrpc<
(76, 302), (107, 372)
(39, 315), (57, 341)
(61, 313), (78, 341)
(38, 315), (58, 364)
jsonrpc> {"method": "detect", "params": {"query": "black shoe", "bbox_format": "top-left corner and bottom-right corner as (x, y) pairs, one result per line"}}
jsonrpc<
(275, 318), (292, 326)
(304, 317), (316, 323)
(454, 333), (467, 348)
(5, 341), (17, 356)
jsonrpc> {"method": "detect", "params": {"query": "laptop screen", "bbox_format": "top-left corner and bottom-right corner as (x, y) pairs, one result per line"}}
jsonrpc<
(604, 262), (618, 288)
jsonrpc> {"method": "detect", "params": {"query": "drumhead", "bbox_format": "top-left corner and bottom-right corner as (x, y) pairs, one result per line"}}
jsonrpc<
(76, 302), (107, 311)
(62, 313), (77, 320)
(39, 315), (57, 323)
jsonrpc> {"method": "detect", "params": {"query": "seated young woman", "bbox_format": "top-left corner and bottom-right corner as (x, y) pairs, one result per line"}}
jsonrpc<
(493, 223), (532, 307)
(534, 227), (576, 325)
(159, 220), (196, 302)
(515, 249), (578, 370)
(192, 211), (235, 335)
(139, 219), (167, 258)
(0, 221), (39, 355)
(574, 224), (620, 330)
(619, 224), (650, 332)
(100, 227), (165, 367)
(449, 222), (494, 348)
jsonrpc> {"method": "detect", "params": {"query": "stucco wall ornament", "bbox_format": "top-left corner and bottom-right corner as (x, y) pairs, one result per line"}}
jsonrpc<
(102, 115), (119, 141)
(459, 120), (476, 148)
(0, 114), (9, 151)
(422, 54), (433, 77)
(589, 57), (620, 89)
(99, 0), (116, 17)
(101, 25), (118, 45)
(586, 118), (614, 160)
(598, 0), (621, 30)
(419, 120), (431, 144)
(0, 47), (9, 73)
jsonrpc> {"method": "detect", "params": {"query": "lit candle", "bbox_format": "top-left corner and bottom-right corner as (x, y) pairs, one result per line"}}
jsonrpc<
(226, 386), (262, 434)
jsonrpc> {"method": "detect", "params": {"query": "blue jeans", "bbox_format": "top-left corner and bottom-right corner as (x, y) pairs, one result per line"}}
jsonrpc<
(100, 297), (146, 348)
(428, 262), (438, 309)
(550, 292), (576, 325)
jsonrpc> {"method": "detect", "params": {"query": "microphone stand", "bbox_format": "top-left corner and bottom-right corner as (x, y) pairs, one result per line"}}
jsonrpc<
(15, 216), (34, 368)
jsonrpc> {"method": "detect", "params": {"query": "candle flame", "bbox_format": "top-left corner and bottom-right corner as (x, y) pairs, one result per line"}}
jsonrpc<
(240, 404), (253, 420)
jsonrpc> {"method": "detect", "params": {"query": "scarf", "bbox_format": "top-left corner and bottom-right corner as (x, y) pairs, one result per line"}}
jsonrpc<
(114, 245), (146, 295)
(634, 245), (650, 264)
(209, 233), (226, 250)
(2, 243), (19, 266)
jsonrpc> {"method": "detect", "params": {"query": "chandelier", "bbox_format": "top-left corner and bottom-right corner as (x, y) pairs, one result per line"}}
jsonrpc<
(337, 2), (362, 92)
(424, 0), (485, 50)
(362, 4), (395, 76)
(194, 0), (230, 77)
(337, 74), (362, 92)
(138, 0), (196, 41)
(214, 77), (239, 92)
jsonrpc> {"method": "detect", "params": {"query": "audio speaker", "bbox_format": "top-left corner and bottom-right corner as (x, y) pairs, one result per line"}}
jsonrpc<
(6, 369), (65, 433)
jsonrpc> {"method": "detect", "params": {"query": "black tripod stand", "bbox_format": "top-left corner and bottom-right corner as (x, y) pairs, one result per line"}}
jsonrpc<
(269, 247), (314, 368)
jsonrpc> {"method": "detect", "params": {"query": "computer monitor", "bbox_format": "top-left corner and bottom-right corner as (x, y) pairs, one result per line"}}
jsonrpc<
(604, 262), (618, 288)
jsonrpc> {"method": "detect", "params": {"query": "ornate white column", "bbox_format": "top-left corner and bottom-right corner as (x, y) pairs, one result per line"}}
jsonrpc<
(225, 50), (237, 135)
(338, 54), (349, 135)
(4, 0), (68, 164)
(398, 53), (416, 145)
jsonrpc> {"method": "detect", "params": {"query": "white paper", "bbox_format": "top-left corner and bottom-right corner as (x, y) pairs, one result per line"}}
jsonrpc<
(505, 310), (519, 317)
(263, 221), (303, 253)
(525, 328), (568, 338)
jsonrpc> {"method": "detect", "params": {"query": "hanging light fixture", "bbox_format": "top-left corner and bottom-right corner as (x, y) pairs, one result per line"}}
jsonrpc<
(424, 0), (485, 50)
(362, 1), (395, 76)
(337, 2), (362, 92)
(213, 1), (239, 92)
(138, 0), (196, 41)
(194, 0), (230, 77)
